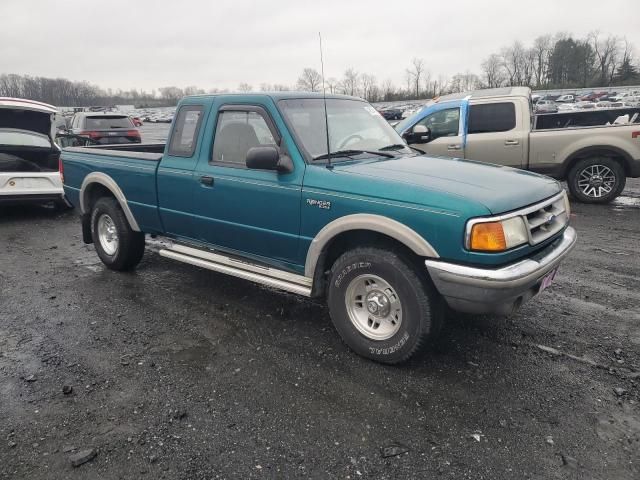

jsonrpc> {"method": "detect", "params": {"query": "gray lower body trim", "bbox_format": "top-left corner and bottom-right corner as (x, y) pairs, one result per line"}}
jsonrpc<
(425, 227), (577, 315)
(158, 243), (312, 297)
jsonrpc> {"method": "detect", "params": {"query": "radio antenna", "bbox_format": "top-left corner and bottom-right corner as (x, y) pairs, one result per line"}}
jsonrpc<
(319, 32), (332, 169)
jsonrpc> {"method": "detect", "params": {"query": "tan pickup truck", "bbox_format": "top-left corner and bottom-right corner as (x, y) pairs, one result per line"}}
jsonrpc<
(395, 87), (640, 203)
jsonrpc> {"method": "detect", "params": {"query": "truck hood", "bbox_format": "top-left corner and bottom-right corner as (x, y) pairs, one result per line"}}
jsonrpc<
(331, 155), (562, 214)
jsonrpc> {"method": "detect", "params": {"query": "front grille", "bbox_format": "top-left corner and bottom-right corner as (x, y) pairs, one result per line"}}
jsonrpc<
(523, 193), (569, 245)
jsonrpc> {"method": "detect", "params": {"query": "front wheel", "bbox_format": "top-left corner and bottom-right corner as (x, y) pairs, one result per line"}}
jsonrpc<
(567, 157), (626, 204)
(91, 197), (145, 271)
(327, 247), (443, 364)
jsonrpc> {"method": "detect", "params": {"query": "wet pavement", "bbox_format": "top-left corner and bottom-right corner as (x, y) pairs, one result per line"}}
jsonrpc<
(0, 176), (638, 479)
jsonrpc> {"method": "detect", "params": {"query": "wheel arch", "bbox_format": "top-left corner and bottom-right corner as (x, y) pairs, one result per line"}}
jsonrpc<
(305, 214), (439, 296)
(80, 172), (141, 231)
(562, 145), (633, 178)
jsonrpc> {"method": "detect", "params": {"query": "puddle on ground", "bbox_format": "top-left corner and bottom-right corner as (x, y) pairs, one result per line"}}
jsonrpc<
(612, 196), (640, 210)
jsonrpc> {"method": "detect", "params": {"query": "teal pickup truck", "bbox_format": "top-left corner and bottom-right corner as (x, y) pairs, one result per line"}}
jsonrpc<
(61, 93), (577, 364)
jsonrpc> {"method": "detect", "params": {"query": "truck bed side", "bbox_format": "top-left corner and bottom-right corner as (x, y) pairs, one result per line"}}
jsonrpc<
(61, 147), (164, 232)
(529, 123), (640, 178)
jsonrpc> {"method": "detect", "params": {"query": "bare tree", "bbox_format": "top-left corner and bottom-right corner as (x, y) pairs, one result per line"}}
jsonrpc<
(183, 86), (205, 96)
(449, 72), (481, 93)
(158, 86), (184, 104)
(408, 58), (425, 98)
(404, 70), (413, 95)
(325, 77), (338, 94)
(360, 73), (376, 101)
(381, 79), (395, 101)
(421, 70), (432, 97)
(532, 35), (552, 87)
(501, 41), (527, 86)
(589, 32), (620, 86)
(481, 53), (506, 88)
(237, 83), (253, 92)
(342, 68), (359, 96)
(296, 68), (322, 92)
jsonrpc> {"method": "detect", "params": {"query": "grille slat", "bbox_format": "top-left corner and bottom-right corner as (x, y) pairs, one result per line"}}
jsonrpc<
(523, 194), (569, 245)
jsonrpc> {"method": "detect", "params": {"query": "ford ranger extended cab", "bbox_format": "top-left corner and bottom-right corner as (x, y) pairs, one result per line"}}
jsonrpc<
(61, 93), (577, 364)
(395, 87), (640, 204)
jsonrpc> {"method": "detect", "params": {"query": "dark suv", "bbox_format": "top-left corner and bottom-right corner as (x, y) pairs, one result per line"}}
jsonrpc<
(68, 112), (141, 144)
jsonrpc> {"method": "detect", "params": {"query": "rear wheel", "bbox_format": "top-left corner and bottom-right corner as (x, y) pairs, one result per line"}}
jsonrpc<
(91, 197), (145, 271)
(327, 246), (443, 364)
(567, 157), (625, 204)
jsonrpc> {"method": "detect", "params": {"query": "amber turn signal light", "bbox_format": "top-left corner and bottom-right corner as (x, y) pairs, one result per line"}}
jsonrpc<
(469, 222), (507, 251)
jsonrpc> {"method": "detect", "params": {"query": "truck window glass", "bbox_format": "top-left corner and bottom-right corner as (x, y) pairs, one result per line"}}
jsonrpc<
(468, 103), (516, 134)
(416, 108), (459, 140)
(168, 106), (203, 157)
(84, 116), (133, 129)
(211, 111), (277, 166)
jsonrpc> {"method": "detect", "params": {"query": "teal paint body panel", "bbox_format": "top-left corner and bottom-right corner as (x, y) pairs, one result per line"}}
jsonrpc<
(61, 92), (564, 276)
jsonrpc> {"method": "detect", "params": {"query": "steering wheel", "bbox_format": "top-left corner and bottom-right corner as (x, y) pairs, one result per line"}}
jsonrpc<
(337, 134), (363, 150)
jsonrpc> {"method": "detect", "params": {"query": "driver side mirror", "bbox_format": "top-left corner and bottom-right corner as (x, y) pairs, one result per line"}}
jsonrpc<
(246, 146), (293, 173)
(403, 125), (431, 145)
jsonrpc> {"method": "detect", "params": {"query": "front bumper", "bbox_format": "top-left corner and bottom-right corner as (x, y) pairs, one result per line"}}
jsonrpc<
(425, 227), (577, 315)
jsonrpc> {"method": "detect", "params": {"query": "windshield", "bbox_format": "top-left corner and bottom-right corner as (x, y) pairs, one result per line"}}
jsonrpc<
(278, 98), (411, 160)
(0, 130), (52, 148)
(85, 116), (133, 129)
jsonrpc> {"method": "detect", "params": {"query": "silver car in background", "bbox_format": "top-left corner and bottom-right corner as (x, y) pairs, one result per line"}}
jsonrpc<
(535, 99), (558, 113)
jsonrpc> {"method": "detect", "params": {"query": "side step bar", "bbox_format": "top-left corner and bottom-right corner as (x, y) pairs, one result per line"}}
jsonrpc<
(158, 244), (312, 297)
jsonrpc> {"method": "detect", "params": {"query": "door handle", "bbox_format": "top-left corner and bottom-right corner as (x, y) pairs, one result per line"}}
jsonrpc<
(447, 144), (462, 150)
(504, 140), (519, 146)
(200, 175), (214, 186)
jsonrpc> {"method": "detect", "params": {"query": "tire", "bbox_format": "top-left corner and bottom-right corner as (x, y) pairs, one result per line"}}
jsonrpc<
(327, 246), (443, 364)
(90, 196), (145, 271)
(567, 156), (626, 204)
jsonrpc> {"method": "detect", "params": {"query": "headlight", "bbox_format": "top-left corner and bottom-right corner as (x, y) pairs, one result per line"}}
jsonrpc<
(467, 216), (529, 252)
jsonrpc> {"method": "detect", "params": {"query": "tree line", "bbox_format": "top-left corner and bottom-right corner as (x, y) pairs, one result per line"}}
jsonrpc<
(1, 31), (638, 107)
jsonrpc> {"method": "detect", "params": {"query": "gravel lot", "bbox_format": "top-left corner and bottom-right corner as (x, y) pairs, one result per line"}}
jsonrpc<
(0, 138), (639, 478)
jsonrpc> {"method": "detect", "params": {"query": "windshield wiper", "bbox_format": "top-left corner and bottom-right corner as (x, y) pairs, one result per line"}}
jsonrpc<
(378, 143), (408, 152)
(312, 149), (394, 161)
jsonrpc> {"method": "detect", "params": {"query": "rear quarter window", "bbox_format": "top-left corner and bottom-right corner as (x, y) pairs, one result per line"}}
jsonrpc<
(468, 102), (516, 134)
(168, 106), (204, 157)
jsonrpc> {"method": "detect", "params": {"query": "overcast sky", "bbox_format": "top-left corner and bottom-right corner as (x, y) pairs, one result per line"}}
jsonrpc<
(1, 0), (638, 92)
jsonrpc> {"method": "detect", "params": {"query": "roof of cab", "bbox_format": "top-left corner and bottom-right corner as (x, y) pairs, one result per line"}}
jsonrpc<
(435, 87), (531, 103)
(182, 92), (364, 102)
(0, 97), (58, 114)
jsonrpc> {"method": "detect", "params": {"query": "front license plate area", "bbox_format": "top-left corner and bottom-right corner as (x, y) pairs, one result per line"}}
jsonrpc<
(539, 268), (557, 293)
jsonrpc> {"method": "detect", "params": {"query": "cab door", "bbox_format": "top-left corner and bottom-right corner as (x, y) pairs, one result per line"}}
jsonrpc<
(408, 106), (464, 157)
(190, 102), (303, 269)
(464, 101), (527, 168)
(156, 104), (205, 239)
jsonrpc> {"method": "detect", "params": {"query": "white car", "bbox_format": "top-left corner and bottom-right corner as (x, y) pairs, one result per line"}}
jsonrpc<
(535, 100), (558, 113)
(0, 97), (68, 207)
(555, 94), (575, 103)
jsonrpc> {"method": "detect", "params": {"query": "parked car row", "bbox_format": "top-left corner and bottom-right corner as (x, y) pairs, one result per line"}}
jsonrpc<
(533, 90), (640, 112)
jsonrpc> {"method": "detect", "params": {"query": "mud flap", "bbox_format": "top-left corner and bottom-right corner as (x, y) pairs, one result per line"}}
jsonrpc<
(81, 213), (93, 244)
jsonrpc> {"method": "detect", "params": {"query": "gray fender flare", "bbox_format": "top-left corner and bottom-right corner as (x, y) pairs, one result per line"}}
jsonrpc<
(304, 213), (439, 278)
(79, 172), (141, 231)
